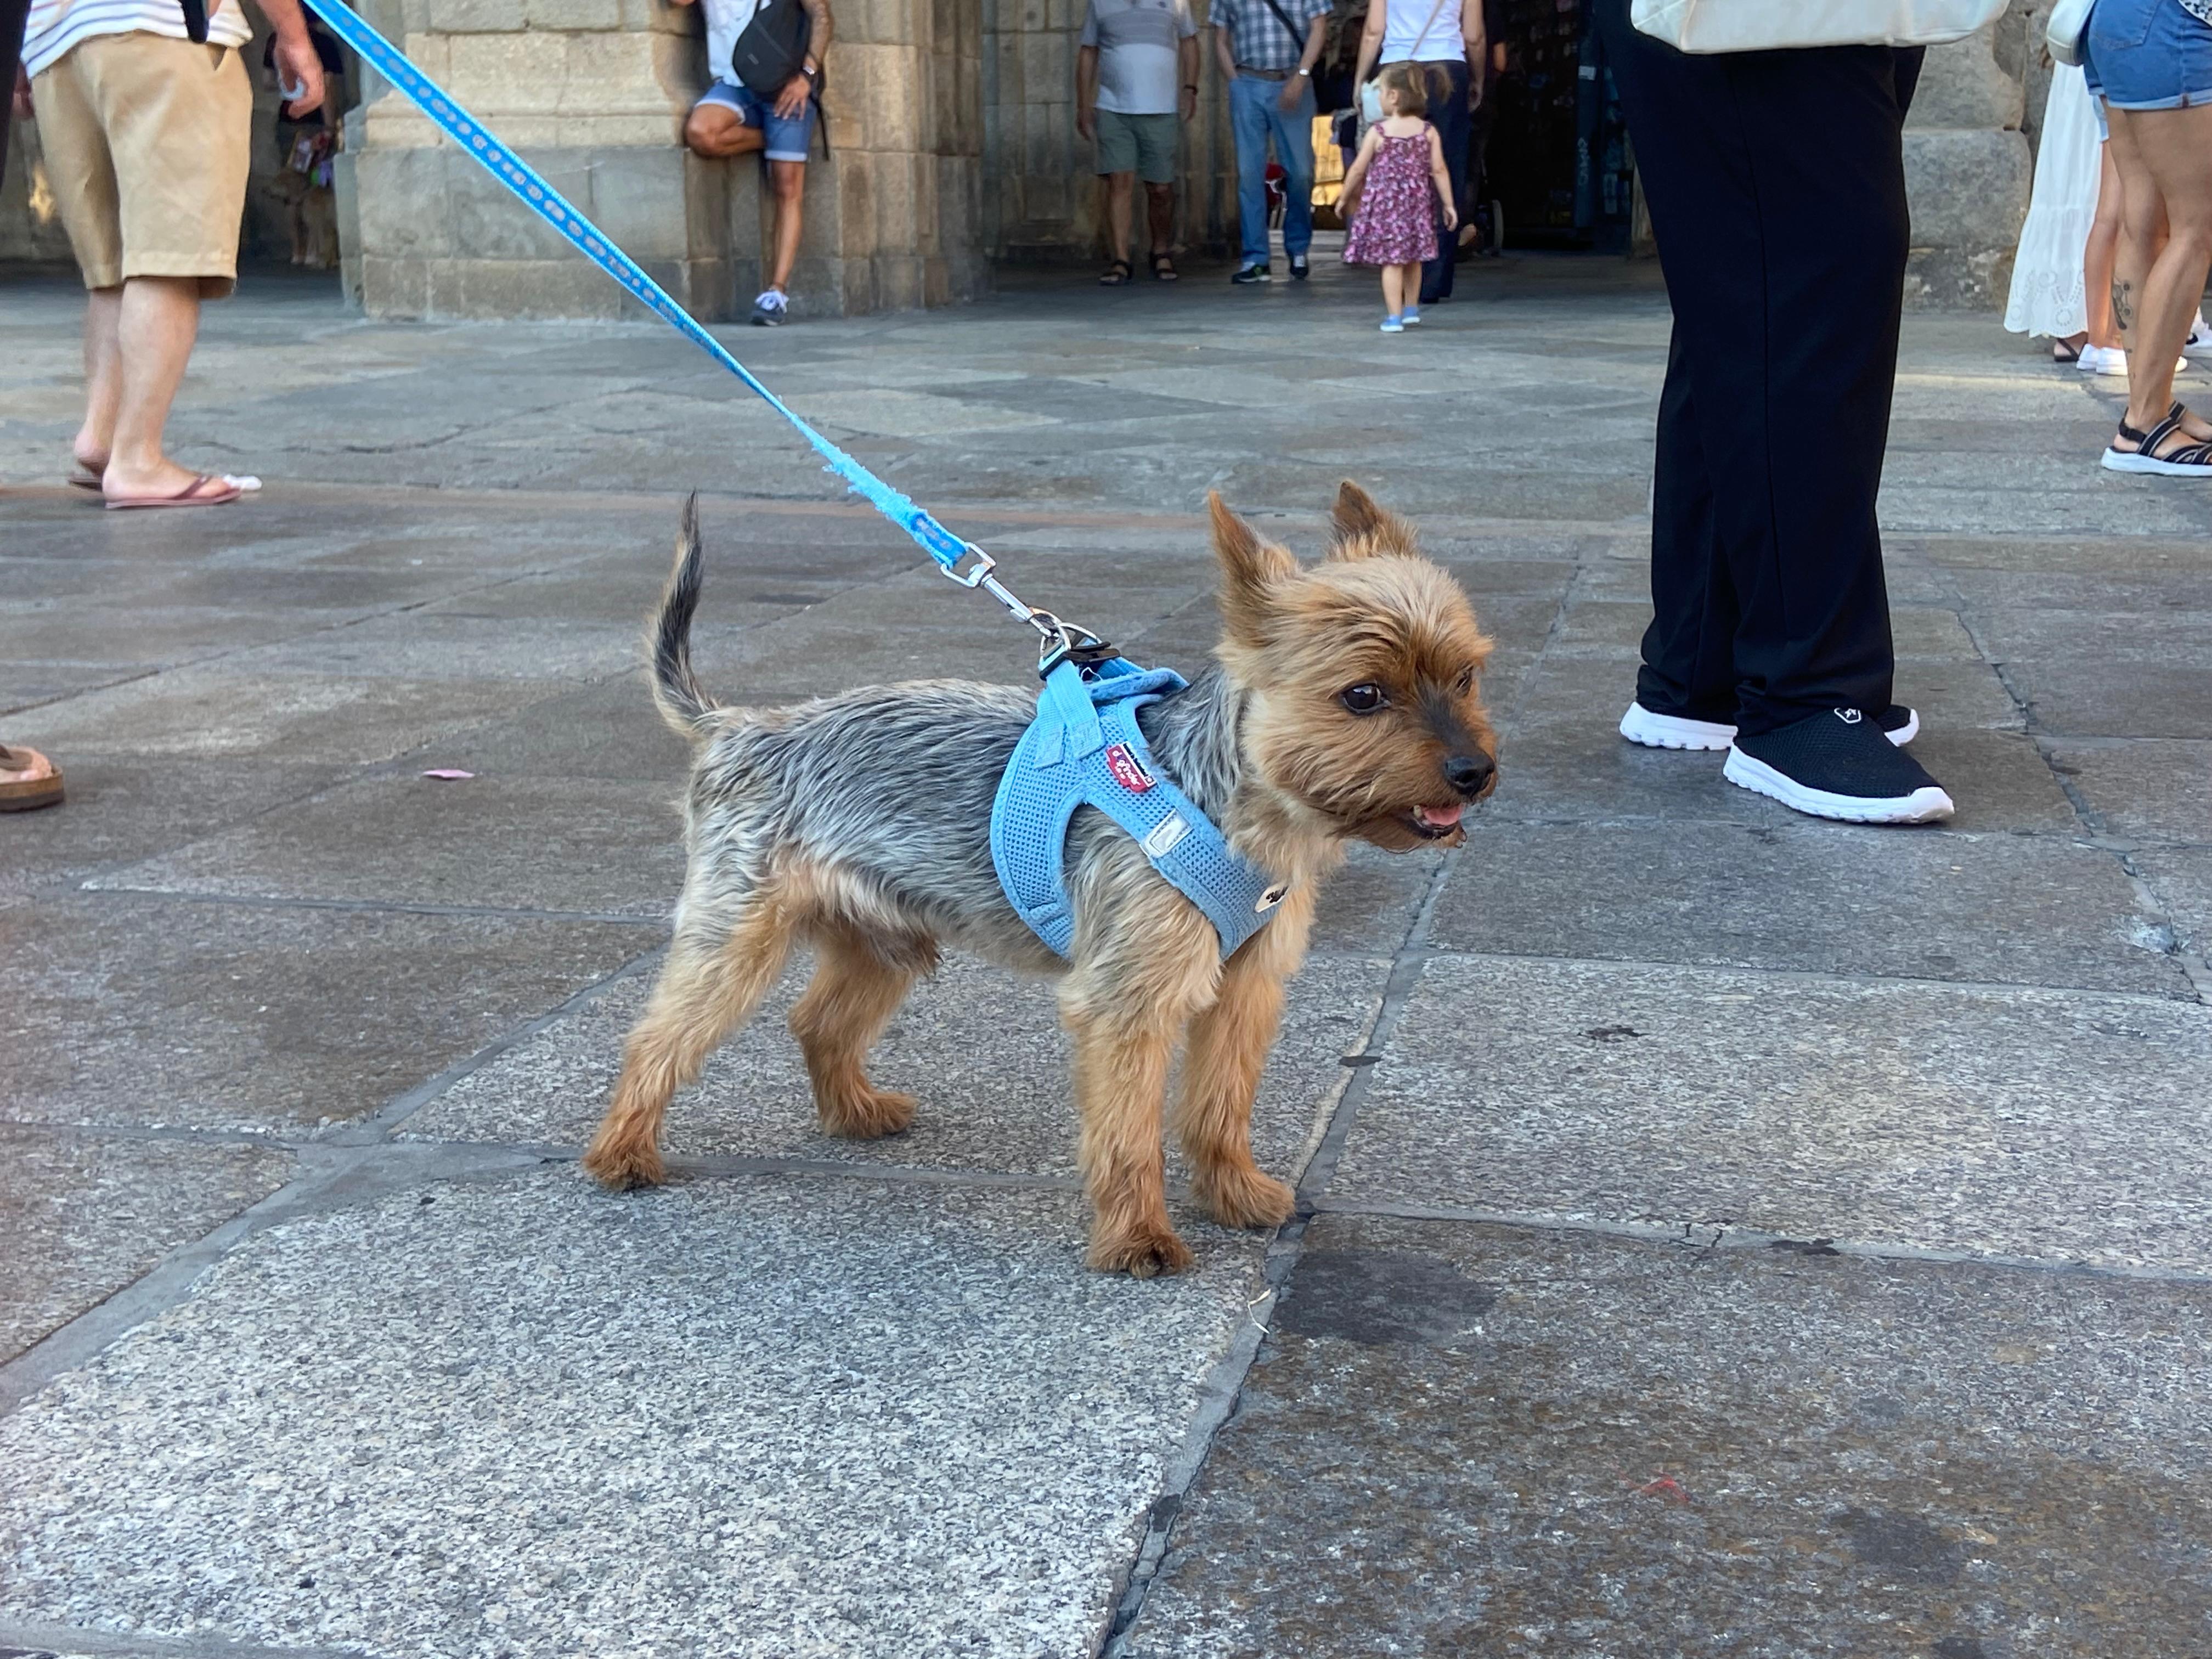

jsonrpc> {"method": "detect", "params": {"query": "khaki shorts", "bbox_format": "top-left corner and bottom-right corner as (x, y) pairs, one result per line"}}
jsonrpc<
(33, 32), (253, 297)
(1095, 109), (1179, 185)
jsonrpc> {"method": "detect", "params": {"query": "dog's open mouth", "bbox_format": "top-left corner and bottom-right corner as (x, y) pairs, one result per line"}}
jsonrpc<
(1404, 803), (1465, 840)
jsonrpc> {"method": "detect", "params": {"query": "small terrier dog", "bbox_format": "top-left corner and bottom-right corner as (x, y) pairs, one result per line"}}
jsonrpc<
(582, 483), (1497, 1276)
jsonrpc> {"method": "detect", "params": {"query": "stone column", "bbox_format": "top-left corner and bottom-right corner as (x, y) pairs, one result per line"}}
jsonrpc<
(336, 0), (988, 319)
(1903, 21), (2033, 308)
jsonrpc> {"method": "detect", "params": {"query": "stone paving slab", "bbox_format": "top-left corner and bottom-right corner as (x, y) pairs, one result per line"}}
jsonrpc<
(1122, 1214), (2212, 1659)
(2, 895), (655, 1133)
(0, 1172), (1265, 1659)
(398, 673), (692, 783)
(86, 774), (685, 918)
(1329, 955), (2212, 1269)
(0, 1127), (293, 1366)
(2045, 738), (2212, 845)
(1970, 608), (2212, 740)
(1427, 820), (2186, 996)
(407, 951), (1384, 1188)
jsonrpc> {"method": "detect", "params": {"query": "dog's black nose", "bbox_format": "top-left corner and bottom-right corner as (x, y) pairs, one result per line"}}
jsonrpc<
(1444, 753), (1494, 798)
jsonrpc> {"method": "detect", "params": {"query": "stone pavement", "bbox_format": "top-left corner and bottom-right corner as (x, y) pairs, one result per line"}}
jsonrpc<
(3, 253), (2210, 1659)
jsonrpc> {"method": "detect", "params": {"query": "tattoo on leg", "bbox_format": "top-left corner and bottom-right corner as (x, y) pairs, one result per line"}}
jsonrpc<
(2113, 279), (2135, 333)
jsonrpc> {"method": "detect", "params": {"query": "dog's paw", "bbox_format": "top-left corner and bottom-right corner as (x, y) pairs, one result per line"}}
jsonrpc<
(819, 1088), (918, 1139)
(1197, 1166), (1296, 1229)
(1087, 1223), (1196, 1279)
(580, 1137), (665, 1190)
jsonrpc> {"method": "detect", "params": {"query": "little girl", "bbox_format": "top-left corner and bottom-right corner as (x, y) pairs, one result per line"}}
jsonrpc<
(1339, 62), (1458, 333)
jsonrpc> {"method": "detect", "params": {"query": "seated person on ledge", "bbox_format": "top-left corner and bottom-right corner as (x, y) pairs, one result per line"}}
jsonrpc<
(673, 0), (832, 328)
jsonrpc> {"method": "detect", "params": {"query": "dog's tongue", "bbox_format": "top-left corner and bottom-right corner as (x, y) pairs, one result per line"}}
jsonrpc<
(1416, 803), (1464, 831)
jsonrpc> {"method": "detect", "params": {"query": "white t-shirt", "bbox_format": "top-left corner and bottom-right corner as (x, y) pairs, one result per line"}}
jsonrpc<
(1378, 0), (1463, 64)
(24, 0), (253, 78)
(1079, 0), (1198, 117)
(703, 0), (765, 89)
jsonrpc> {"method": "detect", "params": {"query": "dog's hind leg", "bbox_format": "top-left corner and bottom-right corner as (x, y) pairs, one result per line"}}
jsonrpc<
(1062, 890), (1221, 1278)
(789, 923), (935, 1138)
(1173, 895), (1311, 1230)
(582, 882), (795, 1189)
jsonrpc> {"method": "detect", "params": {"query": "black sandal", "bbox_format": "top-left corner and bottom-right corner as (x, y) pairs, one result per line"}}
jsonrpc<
(1098, 258), (1133, 286)
(2102, 402), (2212, 477)
(2051, 338), (2083, 364)
(1149, 251), (1178, 282)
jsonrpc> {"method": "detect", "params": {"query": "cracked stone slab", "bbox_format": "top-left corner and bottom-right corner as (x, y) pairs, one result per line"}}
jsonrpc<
(1121, 1213), (2212, 1659)
(408, 951), (1384, 1189)
(1329, 954), (2212, 1271)
(2, 894), (656, 1133)
(1426, 820), (2188, 996)
(0, 1126), (293, 1365)
(86, 774), (685, 918)
(0, 1172), (1265, 1659)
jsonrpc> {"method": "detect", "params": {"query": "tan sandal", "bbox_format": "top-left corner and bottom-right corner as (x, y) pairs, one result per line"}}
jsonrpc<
(0, 743), (65, 812)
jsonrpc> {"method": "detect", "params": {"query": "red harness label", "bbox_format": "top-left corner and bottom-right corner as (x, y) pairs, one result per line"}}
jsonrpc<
(1104, 742), (1155, 793)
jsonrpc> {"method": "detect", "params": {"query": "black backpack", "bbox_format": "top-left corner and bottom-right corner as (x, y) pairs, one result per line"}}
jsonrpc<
(730, 0), (811, 98)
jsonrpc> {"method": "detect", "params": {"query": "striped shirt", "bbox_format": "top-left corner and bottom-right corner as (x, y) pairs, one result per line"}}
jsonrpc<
(25, 0), (252, 77)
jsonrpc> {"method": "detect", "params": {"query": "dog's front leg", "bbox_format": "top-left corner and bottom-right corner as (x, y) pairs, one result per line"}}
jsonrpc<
(1062, 898), (1220, 1278)
(1172, 895), (1312, 1229)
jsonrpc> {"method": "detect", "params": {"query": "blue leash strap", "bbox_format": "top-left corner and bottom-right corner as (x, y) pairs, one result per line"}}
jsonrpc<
(301, 0), (981, 577)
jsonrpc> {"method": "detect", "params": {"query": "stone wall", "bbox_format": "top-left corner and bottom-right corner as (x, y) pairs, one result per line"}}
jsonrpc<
(336, 0), (987, 320)
(1903, 20), (2034, 308)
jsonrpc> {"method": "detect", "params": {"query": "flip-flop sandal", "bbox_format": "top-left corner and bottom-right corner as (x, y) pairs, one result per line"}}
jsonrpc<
(105, 473), (244, 511)
(0, 743), (65, 812)
(1149, 251), (1179, 282)
(67, 465), (105, 491)
(2051, 340), (2083, 364)
(1098, 258), (1133, 286)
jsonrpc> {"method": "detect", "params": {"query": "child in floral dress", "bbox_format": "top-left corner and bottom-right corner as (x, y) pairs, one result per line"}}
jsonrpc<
(1339, 62), (1459, 333)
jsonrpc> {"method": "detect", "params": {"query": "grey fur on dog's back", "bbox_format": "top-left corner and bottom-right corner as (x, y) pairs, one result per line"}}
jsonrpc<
(661, 506), (1253, 977)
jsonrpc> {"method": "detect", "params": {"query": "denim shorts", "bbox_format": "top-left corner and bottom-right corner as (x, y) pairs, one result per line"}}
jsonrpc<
(2081, 0), (2212, 111)
(696, 80), (815, 162)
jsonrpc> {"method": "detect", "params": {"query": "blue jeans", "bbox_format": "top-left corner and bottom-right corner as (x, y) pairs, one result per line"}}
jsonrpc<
(1228, 72), (1315, 267)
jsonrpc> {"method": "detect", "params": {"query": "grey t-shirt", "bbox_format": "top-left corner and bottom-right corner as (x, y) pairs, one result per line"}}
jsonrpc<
(1080, 0), (1199, 116)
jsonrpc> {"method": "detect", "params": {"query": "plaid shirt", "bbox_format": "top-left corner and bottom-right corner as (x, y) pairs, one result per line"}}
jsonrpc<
(1210, 0), (1328, 72)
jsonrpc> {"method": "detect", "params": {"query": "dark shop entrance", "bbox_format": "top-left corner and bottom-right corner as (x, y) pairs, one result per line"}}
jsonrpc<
(1476, 0), (1638, 253)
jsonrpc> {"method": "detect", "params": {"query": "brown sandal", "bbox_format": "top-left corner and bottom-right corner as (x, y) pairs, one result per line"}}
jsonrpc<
(104, 473), (242, 511)
(0, 744), (65, 812)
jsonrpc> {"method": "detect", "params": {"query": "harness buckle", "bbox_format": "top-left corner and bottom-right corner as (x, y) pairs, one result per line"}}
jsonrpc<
(1035, 617), (1121, 681)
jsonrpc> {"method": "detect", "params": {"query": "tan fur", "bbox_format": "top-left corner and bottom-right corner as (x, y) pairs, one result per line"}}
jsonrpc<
(580, 483), (1497, 1277)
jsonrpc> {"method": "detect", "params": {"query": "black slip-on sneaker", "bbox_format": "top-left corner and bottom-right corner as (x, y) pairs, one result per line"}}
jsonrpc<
(1621, 701), (1920, 751)
(1289, 254), (1310, 281)
(1231, 262), (1271, 284)
(1724, 707), (1953, 824)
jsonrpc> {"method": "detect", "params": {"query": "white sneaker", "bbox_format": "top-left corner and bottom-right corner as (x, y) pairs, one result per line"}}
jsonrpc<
(2078, 344), (2188, 378)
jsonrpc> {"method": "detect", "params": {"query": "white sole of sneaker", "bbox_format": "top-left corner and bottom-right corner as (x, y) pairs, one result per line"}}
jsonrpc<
(1885, 707), (1919, 746)
(2102, 447), (2212, 477)
(1618, 702), (1734, 751)
(1722, 748), (1954, 824)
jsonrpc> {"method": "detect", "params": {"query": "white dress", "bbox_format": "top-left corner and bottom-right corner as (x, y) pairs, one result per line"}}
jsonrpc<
(2005, 65), (2102, 339)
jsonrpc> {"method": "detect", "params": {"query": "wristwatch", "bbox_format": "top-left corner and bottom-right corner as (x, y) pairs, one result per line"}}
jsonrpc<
(801, 61), (820, 81)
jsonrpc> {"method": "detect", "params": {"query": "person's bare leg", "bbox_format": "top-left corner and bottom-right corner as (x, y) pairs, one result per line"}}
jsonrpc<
(2107, 105), (2212, 450)
(2084, 142), (2124, 351)
(75, 286), (122, 475)
(1103, 170), (1134, 267)
(1144, 179), (1173, 261)
(100, 276), (204, 501)
(684, 101), (765, 161)
(765, 159), (805, 294)
(1379, 263), (1404, 315)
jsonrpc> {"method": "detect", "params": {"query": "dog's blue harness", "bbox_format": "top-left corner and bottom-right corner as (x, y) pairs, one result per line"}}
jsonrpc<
(991, 657), (1286, 961)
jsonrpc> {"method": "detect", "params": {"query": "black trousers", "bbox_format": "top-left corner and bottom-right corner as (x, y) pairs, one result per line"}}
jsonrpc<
(1418, 57), (1471, 303)
(1595, 0), (1922, 736)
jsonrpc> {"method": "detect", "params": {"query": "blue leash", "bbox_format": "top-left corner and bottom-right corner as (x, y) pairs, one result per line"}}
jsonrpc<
(301, 0), (1062, 637)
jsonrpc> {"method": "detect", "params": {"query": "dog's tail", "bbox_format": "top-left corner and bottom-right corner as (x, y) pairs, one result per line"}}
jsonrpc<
(650, 494), (716, 738)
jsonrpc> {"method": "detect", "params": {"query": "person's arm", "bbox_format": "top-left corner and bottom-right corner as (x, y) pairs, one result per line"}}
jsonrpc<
(1460, 0), (1483, 106)
(248, 0), (326, 116)
(1178, 29), (1200, 120)
(1352, 0), (1383, 93)
(1427, 122), (1456, 227)
(1278, 8), (1325, 109)
(772, 0), (831, 119)
(1076, 43), (1099, 138)
(1211, 15), (1237, 84)
(1338, 122), (1377, 208)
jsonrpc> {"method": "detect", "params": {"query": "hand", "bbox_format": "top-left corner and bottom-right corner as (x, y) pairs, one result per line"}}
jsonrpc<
(1179, 84), (1197, 121)
(1441, 200), (1458, 231)
(1277, 75), (1304, 111)
(774, 71), (810, 120)
(1077, 105), (1096, 140)
(269, 30), (326, 117)
(1468, 75), (1483, 110)
(12, 64), (30, 122)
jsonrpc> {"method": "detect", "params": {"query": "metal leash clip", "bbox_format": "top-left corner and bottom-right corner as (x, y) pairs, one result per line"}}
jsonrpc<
(1034, 614), (1121, 681)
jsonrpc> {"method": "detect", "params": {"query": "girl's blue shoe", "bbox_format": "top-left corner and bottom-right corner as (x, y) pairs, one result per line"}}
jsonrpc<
(1380, 314), (1405, 334)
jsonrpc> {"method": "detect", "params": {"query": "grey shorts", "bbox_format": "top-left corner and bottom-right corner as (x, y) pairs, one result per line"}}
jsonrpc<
(1096, 109), (1178, 184)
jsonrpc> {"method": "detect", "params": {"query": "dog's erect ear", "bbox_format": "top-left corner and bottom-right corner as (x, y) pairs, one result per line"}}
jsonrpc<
(1328, 479), (1420, 561)
(1210, 491), (1297, 644)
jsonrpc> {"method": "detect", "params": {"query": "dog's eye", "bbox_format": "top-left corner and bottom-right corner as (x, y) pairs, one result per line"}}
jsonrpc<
(1339, 684), (1388, 715)
(1456, 666), (1477, 695)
